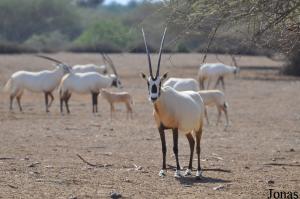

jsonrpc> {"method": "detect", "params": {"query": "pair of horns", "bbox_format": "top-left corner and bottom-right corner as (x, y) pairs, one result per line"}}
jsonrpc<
(101, 53), (118, 77)
(142, 27), (167, 79)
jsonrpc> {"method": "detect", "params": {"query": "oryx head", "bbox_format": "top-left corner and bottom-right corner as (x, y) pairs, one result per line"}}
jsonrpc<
(141, 28), (168, 103)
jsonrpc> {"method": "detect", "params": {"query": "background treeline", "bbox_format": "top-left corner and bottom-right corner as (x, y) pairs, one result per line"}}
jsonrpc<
(0, 0), (272, 55)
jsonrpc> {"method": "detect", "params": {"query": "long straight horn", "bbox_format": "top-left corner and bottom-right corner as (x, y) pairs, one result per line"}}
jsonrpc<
(35, 55), (65, 65)
(103, 53), (118, 77)
(156, 27), (167, 79)
(142, 28), (153, 78)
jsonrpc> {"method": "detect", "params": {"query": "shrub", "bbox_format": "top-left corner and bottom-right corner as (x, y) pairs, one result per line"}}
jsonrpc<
(282, 45), (300, 76)
(74, 20), (136, 51)
(23, 31), (70, 52)
(0, 41), (36, 54)
(68, 42), (122, 53)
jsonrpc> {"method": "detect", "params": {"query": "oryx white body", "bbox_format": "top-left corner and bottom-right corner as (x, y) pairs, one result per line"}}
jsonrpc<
(153, 86), (204, 133)
(163, 77), (199, 92)
(59, 72), (121, 113)
(60, 72), (114, 94)
(198, 63), (238, 89)
(3, 63), (69, 112)
(72, 64), (107, 74)
(198, 90), (229, 126)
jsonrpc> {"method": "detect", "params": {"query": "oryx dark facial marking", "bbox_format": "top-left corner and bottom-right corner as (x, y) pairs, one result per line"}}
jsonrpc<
(141, 27), (167, 103)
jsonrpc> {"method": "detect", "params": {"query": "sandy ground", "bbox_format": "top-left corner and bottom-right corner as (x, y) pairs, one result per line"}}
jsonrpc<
(0, 53), (299, 199)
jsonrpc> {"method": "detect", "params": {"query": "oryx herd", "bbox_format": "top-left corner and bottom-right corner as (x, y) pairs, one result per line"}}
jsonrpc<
(2, 28), (239, 179)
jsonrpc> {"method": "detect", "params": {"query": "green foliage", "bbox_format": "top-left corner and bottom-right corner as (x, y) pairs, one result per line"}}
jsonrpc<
(24, 31), (70, 52)
(0, 0), (81, 42)
(74, 20), (137, 50)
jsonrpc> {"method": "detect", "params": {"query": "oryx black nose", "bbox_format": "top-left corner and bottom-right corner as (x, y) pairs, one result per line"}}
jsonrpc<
(151, 85), (157, 93)
(151, 97), (158, 102)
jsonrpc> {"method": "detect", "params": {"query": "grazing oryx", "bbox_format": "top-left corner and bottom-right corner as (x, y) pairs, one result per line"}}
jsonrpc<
(141, 28), (205, 178)
(72, 54), (108, 74)
(59, 55), (122, 114)
(3, 55), (71, 112)
(198, 63), (239, 90)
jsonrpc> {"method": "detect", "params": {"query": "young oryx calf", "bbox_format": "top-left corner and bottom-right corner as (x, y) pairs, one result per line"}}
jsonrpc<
(100, 89), (133, 119)
(198, 90), (229, 127)
(3, 55), (71, 112)
(141, 28), (205, 178)
(198, 63), (239, 90)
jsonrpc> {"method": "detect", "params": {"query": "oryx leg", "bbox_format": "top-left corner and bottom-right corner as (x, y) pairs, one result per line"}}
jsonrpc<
(172, 128), (181, 178)
(44, 92), (49, 112)
(110, 103), (114, 120)
(204, 107), (209, 125)
(185, 132), (195, 176)
(222, 104), (229, 127)
(65, 93), (71, 114)
(9, 95), (14, 111)
(216, 106), (222, 125)
(214, 76), (221, 89)
(158, 124), (167, 177)
(16, 90), (23, 112)
(48, 92), (54, 108)
(206, 78), (211, 90)
(196, 127), (203, 178)
(220, 76), (225, 90)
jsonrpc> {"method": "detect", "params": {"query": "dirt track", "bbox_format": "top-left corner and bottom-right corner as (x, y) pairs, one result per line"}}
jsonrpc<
(0, 53), (299, 198)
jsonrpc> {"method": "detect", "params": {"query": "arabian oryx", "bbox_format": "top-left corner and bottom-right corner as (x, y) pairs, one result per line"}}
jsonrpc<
(140, 28), (205, 178)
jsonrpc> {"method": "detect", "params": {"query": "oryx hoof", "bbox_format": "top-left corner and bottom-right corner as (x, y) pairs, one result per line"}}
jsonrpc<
(159, 169), (166, 177)
(196, 170), (203, 179)
(174, 170), (182, 178)
(184, 169), (192, 176)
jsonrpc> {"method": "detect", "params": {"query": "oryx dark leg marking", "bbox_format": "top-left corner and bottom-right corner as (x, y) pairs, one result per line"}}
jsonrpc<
(186, 133), (195, 170)
(91, 92), (98, 113)
(65, 93), (71, 114)
(215, 76), (221, 89)
(15, 90), (23, 112)
(44, 92), (49, 112)
(196, 128), (203, 173)
(9, 95), (14, 111)
(172, 128), (180, 170)
(48, 92), (54, 108)
(220, 76), (225, 90)
(158, 124), (167, 170)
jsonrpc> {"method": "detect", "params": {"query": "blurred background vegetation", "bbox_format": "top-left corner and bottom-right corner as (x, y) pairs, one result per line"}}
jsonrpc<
(0, 0), (299, 75)
(0, 0), (272, 54)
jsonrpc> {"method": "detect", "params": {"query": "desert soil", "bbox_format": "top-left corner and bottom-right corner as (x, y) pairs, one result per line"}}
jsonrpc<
(0, 53), (299, 199)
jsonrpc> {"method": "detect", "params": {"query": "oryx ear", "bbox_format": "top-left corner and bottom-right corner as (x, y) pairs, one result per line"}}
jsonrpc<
(160, 72), (168, 82)
(140, 72), (147, 80)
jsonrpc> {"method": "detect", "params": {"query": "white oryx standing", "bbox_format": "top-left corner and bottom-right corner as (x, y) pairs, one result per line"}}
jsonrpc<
(198, 63), (239, 90)
(72, 54), (108, 74)
(3, 55), (71, 112)
(59, 55), (122, 114)
(164, 77), (229, 126)
(163, 77), (199, 92)
(141, 28), (205, 178)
